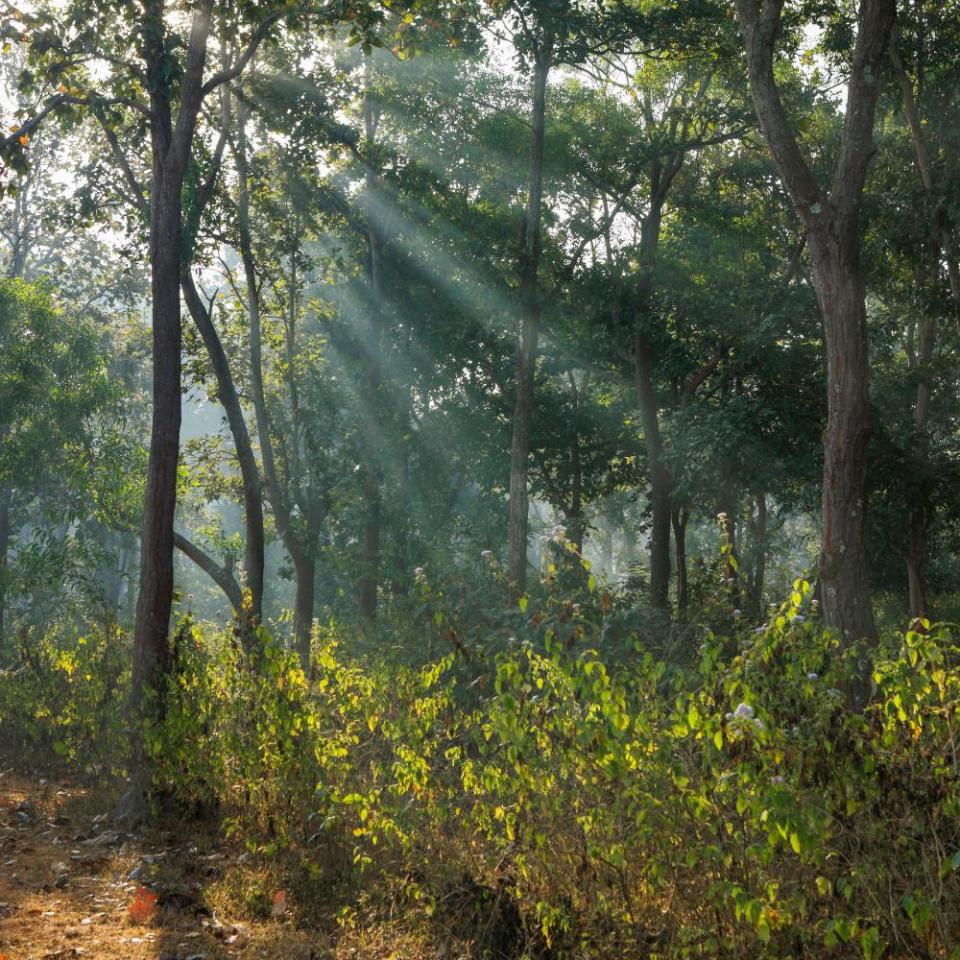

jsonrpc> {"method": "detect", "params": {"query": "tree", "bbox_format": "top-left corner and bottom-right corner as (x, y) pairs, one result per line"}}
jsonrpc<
(0, 278), (111, 646)
(732, 0), (895, 662)
(1, 0), (325, 818)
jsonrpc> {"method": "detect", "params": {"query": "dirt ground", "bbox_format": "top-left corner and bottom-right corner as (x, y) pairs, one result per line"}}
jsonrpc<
(0, 769), (428, 960)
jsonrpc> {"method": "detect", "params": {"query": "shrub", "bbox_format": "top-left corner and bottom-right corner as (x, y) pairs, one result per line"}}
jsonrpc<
(0, 621), (128, 774)
(151, 580), (960, 958)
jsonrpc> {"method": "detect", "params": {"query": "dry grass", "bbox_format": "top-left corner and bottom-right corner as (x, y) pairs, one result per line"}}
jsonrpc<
(0, 770), (448, 960)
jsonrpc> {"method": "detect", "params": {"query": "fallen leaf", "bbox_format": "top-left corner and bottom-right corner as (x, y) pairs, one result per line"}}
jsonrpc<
(128, 885), (159, 924)
(270, 889), (287, 917)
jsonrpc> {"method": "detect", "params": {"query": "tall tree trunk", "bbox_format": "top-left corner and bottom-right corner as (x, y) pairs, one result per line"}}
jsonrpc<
(567, 371), (584, 553)
(889, 27), (956, 621)
(235, 98), (316, 661)
(630, 169), (680, 611)
(672, 504), (688, 613)
(905, 275), (934, 620)
(131, 171), (183, 720)
(130, 0), (213, 723)
(507, 47), (551, 593)
(734, 0), (893, 658)
(181, 273), (265, 626)
(0, 486), (9, 644)
(634, 331), (671, 610)
(360, 63), (383, 622)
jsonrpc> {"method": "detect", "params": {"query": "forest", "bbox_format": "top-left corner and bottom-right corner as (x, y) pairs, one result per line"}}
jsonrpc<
(0, 0), (959, 956)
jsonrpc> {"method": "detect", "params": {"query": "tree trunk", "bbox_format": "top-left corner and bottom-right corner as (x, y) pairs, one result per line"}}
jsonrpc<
(672, 504), (688, 613)
(293, 551), (315, 668)
(507, 47), (550, 593)
(359, 67), (383, 622)
(733, 0), (893, 657)
(568, 371), (584, 553)
(131, 175), (182, 719)
(235, 98), (317, 658)
(0, 486), (9, 644)
(749, 492), (767, 614)
(182, 273), (265, 626)
(635, 332), (671, 610)
(889, 27), (952, 621)
(810, 242), (876, 646)
(120, 2), (215, 825)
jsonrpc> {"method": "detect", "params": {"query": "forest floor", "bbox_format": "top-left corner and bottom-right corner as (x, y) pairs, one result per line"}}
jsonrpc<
(0, 770), (433, 960)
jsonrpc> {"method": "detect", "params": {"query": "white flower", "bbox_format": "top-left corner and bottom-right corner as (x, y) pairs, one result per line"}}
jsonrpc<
(771, 775), (784, 784)
(481, 550), (493, 559)
(733, 609), (742, 618)
(414, 566), (425, 578)
(807, 672), (818, 681)
(551, 524), (567, 542)
(732, 702), (754, 720)
(754, 625), (766, 635)
(571, 603), (582, 614)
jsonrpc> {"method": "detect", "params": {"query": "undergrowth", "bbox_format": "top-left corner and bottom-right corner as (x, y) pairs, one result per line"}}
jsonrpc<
(2, 558), (959, 958)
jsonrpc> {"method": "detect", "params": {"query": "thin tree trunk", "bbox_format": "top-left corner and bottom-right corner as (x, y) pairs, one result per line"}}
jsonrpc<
(234, 97), (316, 661)
(507, 47), (551, 593)
(0, 486), (9, 644)
(672, 503), (688, 613)
(750, 492), (767, 614)
(181, 274), (265, 626)
(889, 27), (952, 620)
(635, 331), (671, 610)
(130, 0), (214, 724)
(293, 552), (316, 667)
(629, 168), (679, 611)
(360, 62), (383, 622)
(568, 370), (584, 553)
(905, 269), (934, 620)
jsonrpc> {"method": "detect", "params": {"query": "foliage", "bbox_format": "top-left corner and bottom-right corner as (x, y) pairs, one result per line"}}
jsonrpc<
(135, 583), (960, 958)
(0, 620), (128, 774)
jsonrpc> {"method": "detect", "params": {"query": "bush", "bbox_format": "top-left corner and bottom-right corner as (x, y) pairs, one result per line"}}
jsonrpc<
(148, 579), (960, 959)
(0, 621), (128, 775)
